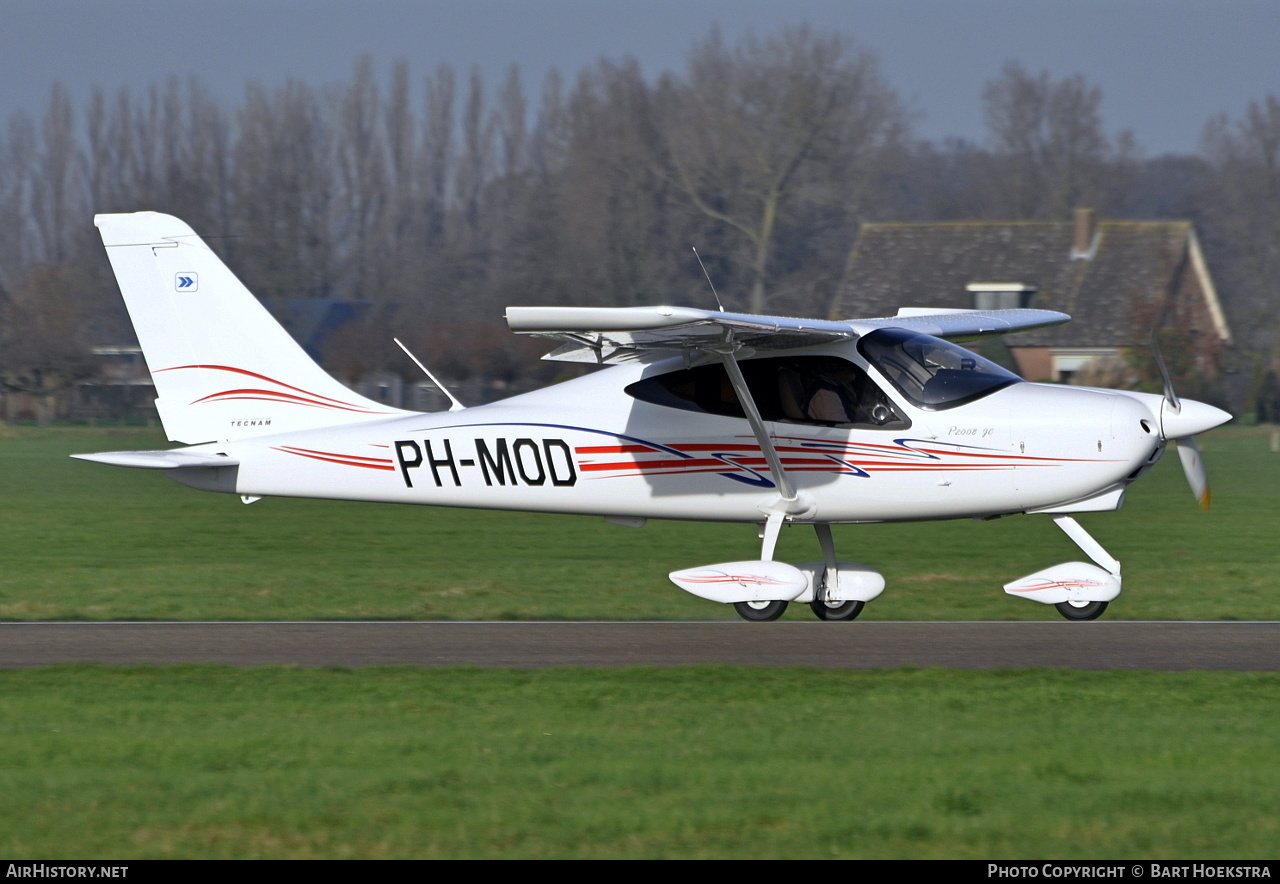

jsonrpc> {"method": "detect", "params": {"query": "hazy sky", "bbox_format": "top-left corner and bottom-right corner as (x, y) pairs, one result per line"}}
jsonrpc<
(4, 0), (1280, 156)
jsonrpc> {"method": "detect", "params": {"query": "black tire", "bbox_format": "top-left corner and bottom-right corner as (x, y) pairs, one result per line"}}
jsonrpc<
(733, 600), (788, 622)
(1055, 600), (1109, 621)
(809, 599), (865, 621)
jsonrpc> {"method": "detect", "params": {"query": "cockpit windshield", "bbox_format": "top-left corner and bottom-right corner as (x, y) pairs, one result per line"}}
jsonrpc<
(857, 327), (1022, 410)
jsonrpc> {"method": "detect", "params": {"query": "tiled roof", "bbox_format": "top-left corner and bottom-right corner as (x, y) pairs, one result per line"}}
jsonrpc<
(837, 221), (1203, 347)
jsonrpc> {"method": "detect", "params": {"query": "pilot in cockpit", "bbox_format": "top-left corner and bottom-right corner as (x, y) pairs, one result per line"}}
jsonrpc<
(804, 371), (855, 423)
(778, 364), (856, 424)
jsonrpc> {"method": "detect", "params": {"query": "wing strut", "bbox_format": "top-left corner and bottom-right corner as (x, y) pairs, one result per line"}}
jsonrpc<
(718, 349), (797, 506)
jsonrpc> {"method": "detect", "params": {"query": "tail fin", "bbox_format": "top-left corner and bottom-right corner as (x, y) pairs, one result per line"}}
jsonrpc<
(95, 212), (409, 444)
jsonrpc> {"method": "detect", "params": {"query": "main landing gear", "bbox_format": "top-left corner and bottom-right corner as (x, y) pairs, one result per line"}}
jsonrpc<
(664, 351), (887, 622)
(730, 598), (867, 623)
(668, 519), (885, 622)
(734, 600), (789, 622)
(809, 599), (866, 621)
(1055, 600), (1109, 621)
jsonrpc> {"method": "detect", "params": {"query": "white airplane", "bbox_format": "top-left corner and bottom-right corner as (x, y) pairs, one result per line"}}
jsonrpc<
(76, 212), (1231, 622)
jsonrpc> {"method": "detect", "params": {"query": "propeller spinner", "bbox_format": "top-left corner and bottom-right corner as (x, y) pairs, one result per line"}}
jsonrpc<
(1151, 333), (1231, 509)
(1161, 398), (1230, 509)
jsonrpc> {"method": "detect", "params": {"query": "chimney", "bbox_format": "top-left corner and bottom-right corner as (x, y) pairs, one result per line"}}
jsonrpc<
(1072, 207), (1096, 259)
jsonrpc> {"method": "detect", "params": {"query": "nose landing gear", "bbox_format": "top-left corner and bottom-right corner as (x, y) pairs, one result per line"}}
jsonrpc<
(1005, 516), (1122, 621)
(1055, 600), (1109, 621)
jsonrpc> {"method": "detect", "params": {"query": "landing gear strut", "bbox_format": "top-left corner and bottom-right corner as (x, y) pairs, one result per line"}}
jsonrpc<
(806, 524), (870, 621)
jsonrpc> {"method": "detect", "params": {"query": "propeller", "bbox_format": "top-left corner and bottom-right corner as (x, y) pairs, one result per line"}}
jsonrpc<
(1150, 330), (1230, 510)
(1174, 435), (1210, 509)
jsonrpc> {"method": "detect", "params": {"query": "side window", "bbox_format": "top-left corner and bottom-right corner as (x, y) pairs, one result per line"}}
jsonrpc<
(626, 355), (909, 429)
(624, 362), (746, 419)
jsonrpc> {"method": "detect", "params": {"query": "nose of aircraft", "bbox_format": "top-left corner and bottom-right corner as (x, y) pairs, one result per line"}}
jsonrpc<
(1160, 398), (1232, 440)
(1156, 396), (1231, 511)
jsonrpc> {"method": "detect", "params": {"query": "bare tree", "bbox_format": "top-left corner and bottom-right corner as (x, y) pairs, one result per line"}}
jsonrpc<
(0, 113), (37, 293)
(528, 67), (567, 175)
(31, 84), (83, 264)
(86, 88), (131, 214)
(379, 58), (424, 306)
(497, 64), (528, 179)
(565, 59), (674, 305)
(1202, 95), (1280, 357)
(982, 62), (1136, 219)
(491, 58), (680, 319)
(420, 64), (456, 247)
(657, 26), (906, 314)
(155, 77), (233, 232)
(230, 79), (334, 303)
(184, 79), (234, 235)
(454, 67), (495, 246)
(0, 265), (94, 424)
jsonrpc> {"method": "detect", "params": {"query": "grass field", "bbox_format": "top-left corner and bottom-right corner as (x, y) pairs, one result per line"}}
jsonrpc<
(2, 425), (1279, 859)
(1, 666), (1279, 859)
(0, 424), (1276, 621)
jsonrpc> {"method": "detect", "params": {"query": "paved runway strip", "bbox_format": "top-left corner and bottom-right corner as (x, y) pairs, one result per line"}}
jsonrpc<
(1, 621), (1277, 669)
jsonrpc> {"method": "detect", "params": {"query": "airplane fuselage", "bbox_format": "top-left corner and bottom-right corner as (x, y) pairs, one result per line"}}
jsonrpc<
(177, 346), (1164, 525)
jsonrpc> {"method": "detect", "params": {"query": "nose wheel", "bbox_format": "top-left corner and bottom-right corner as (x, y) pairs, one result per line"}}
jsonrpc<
(1055, 600), (1109, 621)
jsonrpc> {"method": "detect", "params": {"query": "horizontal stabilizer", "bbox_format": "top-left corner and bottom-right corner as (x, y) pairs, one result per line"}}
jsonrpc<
(71, 450), (239, 470)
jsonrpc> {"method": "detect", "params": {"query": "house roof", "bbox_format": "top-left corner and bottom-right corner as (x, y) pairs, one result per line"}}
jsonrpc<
(836, 220), (1230, 348)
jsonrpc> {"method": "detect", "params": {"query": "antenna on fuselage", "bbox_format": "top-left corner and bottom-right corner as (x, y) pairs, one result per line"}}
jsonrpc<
(394, 337), (465, 412)
(692, 247), (725, 312)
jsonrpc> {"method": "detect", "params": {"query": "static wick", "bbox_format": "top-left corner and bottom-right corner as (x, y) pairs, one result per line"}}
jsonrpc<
(692, 247), (725, 312)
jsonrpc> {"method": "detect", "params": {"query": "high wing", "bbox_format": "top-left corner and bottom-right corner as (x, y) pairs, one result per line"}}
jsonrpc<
(854, 307), (1071, 341)
(505, 306), (856, 362)
(505, 305), (1069, 363)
